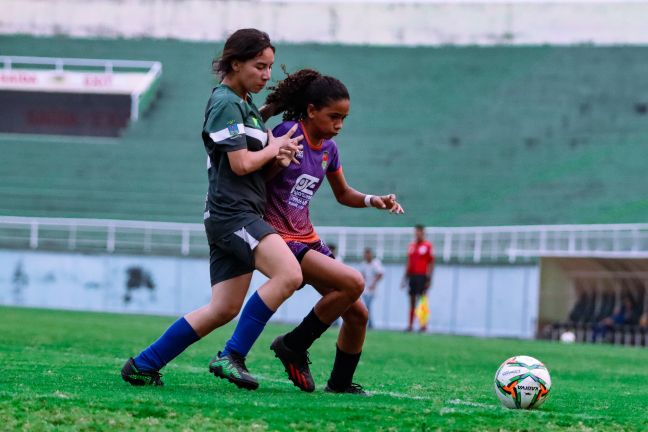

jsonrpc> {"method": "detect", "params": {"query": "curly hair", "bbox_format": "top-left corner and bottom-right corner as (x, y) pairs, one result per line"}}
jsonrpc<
(265, 68), (349, 121)
(213, 29), (274, 79)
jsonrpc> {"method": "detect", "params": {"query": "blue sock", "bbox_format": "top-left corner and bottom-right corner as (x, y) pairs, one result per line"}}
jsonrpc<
(222, 291), (275, 357)
(134, 317), (200, 372)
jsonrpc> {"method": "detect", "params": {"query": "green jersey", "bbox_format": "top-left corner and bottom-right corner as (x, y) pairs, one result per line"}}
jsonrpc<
(201, 84), (268, 239)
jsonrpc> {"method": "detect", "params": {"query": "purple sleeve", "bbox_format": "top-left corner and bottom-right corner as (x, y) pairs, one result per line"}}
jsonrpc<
(327, 141), (342, 173)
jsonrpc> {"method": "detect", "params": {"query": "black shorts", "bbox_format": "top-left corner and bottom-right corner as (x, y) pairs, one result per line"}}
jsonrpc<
(204, 217), (275, 285)
(408, 274), (428, 296)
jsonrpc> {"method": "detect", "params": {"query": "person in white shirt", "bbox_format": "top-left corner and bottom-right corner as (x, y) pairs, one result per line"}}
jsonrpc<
(359, 247), (384, 329)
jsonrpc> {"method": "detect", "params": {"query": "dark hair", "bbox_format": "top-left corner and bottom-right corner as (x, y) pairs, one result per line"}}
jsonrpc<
(213, 29), (275, 79)
(265, 68), (349, 121)
(415, 224), (425, 231)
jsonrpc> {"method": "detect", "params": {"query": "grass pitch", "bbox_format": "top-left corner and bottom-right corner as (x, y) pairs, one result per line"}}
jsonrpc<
(1, 307), (647, 431)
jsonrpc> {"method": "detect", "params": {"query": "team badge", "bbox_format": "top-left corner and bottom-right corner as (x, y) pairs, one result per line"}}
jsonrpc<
(226, 120), (239, 137)
(322, 151), (329, 170)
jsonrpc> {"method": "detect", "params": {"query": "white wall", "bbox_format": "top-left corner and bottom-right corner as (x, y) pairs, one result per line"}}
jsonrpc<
(3, 0), (648, 46)
(0, 249), (539, 338)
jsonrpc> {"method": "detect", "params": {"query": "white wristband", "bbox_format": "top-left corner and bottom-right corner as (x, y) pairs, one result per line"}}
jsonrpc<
(364, 194), (374, 208)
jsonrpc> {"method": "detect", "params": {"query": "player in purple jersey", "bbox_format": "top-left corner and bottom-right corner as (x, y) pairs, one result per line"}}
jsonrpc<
(218, 68), (404, 394)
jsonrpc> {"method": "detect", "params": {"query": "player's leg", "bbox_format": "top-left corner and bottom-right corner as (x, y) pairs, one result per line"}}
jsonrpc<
(122, 273), (251, 386)
(286, 249), (364, 346)
(407, 275), (425, 331)
(271, 249), (364, 392)
(186, 273), (253, 335)
(325, 299), (369, 395)
(214, 231), (302, 389)
(362, 293), (374, 329)
(122, 228), (254, 387)
(407, 288), (416, 332)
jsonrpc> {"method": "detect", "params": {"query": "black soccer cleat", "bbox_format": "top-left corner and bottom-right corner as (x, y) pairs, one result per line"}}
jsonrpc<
(121, 357), (164, 386)
(324, 382), (368, 396)
(270, 335), (315, 392)
(209, 351), (259, 390)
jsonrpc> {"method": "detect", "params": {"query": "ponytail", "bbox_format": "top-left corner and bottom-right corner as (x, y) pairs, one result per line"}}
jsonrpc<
(265, 68), (349, 121)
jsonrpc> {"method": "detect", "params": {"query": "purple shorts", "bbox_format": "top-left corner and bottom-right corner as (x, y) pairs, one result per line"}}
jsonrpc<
(286, 240), (334, 263)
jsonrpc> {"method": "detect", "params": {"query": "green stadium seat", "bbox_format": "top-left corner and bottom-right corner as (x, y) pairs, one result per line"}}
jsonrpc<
(2, 37), (648, 226)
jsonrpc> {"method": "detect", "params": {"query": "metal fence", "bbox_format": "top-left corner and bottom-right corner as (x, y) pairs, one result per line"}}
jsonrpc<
(2, 216), (648, 263)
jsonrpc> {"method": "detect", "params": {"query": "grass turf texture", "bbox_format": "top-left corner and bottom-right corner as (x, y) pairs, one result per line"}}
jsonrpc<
(1, 307), (647, 431)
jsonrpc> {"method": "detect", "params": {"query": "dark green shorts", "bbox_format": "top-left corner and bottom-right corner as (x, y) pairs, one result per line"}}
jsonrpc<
(204, 217), (275, 285)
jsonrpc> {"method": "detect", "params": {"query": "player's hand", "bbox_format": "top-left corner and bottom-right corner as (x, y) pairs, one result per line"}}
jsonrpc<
(371, 194), (404, 214)
(276, 147), (299, 167)
(268, 124), (303, 159)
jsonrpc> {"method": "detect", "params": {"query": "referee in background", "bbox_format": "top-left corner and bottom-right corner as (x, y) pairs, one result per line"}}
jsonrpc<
(402, 224), (434, 332)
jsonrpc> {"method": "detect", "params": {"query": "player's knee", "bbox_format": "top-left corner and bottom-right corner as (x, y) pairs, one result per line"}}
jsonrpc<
(273, 266), (303, 295)
(343, 269), (365, 300)
(344, 302), (369, 327)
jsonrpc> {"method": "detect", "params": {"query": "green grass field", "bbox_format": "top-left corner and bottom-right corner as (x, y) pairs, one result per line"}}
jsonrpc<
(1, 307), (647, 431)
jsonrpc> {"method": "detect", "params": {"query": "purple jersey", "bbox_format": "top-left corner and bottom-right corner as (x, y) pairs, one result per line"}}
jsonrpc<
(265, 121), (342, 242)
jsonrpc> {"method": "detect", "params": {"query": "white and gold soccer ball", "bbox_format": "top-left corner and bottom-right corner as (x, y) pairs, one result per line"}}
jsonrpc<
(494, 355), (551, 409)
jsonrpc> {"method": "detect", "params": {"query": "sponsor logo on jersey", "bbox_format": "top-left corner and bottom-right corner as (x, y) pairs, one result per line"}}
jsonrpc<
(288, 174), (320, 209)
(291, 174), (320, 196)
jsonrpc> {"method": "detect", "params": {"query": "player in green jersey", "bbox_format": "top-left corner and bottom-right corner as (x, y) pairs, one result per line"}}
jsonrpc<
(121, 29), (303, 390)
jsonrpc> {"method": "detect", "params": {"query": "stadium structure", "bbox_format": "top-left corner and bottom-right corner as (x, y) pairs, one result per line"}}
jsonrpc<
(2, 2), (648, 340)
(2, 2), (648, 431)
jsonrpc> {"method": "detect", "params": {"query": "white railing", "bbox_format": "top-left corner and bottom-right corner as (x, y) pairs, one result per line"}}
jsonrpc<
(2, 216), (648, 262)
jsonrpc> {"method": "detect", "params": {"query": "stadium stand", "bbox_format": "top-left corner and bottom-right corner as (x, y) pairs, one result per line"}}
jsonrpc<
(2, 36), (648, 227)
(543, 259), (648, 346)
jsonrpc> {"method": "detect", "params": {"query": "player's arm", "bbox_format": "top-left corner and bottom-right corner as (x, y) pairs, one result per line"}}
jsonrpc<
(228, 125), (302, 176)
(371, 267), (384, 291)
(262, 123), (302, 181)
(326, 170), (404, 213)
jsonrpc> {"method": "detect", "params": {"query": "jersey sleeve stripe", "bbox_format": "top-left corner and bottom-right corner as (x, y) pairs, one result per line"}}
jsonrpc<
(208, 123), (245, 143)
(245, 127), (268, 146)
(327, 166), (343, 176)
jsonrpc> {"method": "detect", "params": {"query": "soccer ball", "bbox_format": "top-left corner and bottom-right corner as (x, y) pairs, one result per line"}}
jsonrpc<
(494, 355), (551, 409)
(560, 331), (576, 344)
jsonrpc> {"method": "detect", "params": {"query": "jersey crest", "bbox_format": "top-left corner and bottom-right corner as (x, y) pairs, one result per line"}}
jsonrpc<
(226, 120), (239, 137)
(322, 151), (329, 170)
